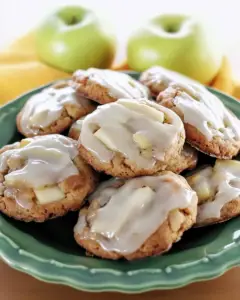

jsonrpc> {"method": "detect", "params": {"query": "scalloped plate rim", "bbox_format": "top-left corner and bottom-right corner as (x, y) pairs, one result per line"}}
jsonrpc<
(0, 230), (239, 293)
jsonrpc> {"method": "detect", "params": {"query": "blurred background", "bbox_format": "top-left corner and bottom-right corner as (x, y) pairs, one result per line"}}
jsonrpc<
(1, 0), (239, 71)
(1, 0), (240, 101)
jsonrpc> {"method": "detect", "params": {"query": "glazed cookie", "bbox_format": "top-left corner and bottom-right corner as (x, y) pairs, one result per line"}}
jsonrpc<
(0, 135), (97, 222)
(70, 120), (197, 174)
(17, 81), (96, 137)
(74, 171), (197, 260)
(78, 98), (185, 177)
(186, 159), (240, 226)
(72, 68), (150, 104)
(157, 82), (240, 158)
(166, 145), (198, 174)
(140, 66), (200, 97)
(72, 118), (195, 174)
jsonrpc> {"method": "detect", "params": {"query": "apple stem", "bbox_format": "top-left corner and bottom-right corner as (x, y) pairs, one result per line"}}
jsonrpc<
(68, 16), (79, 25)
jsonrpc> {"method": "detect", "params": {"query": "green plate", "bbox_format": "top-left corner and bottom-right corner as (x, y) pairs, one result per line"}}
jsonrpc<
(0, 72), (240, 293)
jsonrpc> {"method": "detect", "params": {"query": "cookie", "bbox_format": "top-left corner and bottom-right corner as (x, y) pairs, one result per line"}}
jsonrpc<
(17, 81), (96, 137)
(72, 68), (150, 104)
(186, 159), (240, 226)
(69, 121), (197, 175)
(71, 113), (196, 175)
(0, 135), (97, 222)
(140, 66), (200, 97)
(78, 98), (185, 177)
(71, 118), (195, 175)
(157, 83), (240, 158)
(166, 144), (198, 174)
(74, 171), (197, 260)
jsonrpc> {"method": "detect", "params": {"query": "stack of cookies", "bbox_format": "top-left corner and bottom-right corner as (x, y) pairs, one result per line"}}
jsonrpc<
(0, 67), (240, 260)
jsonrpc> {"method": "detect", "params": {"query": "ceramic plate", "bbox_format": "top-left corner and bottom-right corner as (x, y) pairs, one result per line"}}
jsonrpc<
(0, 72), (239, 293)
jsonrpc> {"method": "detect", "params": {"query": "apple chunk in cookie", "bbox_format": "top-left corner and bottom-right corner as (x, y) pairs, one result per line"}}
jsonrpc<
(74, 172), (197, 260)
(72, 68), (150, 104)
(17, 81), (96, 137)
(186, 159), (240, 226)
(0, 135), (97, 222)
(78, 98), (185, 177)
(157, 83), (240, 158)
(140, 66), (200, 97)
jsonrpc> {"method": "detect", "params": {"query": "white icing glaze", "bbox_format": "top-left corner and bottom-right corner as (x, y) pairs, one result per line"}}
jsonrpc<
(74, 173), (197, 254)
(187, 160), (240, 223)
(171, 83), (240, 141)
(141, 66), (200, 93)
(20, 84), (91, 134)
(80, 99), (184, 168)
(0, 135), (79, 190)
(71, 118), (84, 133)
(4, 187), (33, 209)
(77, 68), (150, 99)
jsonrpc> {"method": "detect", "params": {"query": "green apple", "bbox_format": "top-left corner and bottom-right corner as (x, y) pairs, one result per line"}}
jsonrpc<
(127, 14), (223, 84)
(36, 5), (116, 72)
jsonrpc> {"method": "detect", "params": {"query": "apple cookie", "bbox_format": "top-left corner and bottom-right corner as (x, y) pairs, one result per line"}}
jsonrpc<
(72, 68), (150, 104)
(165, 144), (198, 174)
(69, 119), (197, 174)
(0, 134), (97, 222)
(74, 171), (197, 260)
(17, 81), (96, 137)
(78, 98), (185, 177)
(186, 159), (240, 226)
(157, 82), (240, 158)
(70, 117), (195, 174)
(140, 66), (200, 97)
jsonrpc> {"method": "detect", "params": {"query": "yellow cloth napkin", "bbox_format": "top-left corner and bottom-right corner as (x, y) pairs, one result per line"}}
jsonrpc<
(0, 31), (236, 105)
(0, 32), (69, 104)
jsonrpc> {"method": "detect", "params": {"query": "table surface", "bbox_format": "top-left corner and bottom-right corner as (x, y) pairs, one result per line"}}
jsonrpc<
(0, 261), (239, 300)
